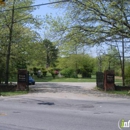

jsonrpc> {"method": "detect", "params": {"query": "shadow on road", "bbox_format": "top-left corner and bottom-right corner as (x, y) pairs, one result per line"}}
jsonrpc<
(38, 102), (55, 105)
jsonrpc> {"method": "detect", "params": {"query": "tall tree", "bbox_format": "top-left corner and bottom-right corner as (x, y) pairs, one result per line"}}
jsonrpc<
(47, 0), (130, 86)
(0, 0), (40, 84)
(43, 39), (58, 67)
(57, 54), (95, 77)
(46, 0), (130, 56)
(49, 0), (130, 40)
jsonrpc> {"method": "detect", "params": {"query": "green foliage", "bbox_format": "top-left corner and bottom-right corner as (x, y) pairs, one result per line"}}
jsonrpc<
(125, 66), (130, 85)
(15, 59), (27, 69)
(60, 68), (76, 78)
(43, 39), (59, 67)
(57, 54), (95, 78)
(32, 75), (96, 82)
(44, 0), (130, 84)
(0, 91), (28, 96)
(32, 67), (36, 75)
(56, 57), (68, 69)
(45, 0), (130, 46)
(0, 0), (42, 84)
(30, 67), (47, 78)
(41, 68), (47, 77)
(0, 57), (5, 83)
(96, 46), (122, 75)
(80, 66), (92, 78)
(47, 67), (59, 78)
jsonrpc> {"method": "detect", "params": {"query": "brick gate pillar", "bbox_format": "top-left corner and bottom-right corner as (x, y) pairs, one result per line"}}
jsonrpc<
(17, 69), (29, 91)
(104, 70), (115, 91)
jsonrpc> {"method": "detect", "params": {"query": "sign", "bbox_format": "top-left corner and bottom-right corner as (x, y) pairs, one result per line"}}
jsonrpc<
(104, 70), (115, 91)
(106, 74), (114, 83)
(17, 69), (29, 91)
(18, 74), (26, 82)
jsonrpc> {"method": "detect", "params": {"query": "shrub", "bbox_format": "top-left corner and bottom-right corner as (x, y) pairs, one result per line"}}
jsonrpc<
(42, 71), (47, 77)
(33, 67), (38, 75)
(60, 68), (75, 78)
(80, 67), (92, 78)
(48, 67), (59, 78)
(41, 68), (47, 77)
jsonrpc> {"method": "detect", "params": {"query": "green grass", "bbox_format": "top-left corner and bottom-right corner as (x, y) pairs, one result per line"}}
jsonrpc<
(96, 87), (130, 96)
(9, 73), (122, 83)
(34, 74), (122, 83)
(33, 73), (97, 82)
(115, 79), (122, 82)
(0, 91), (28, 96)
(107, 90), (130, 96)
(34, 75), (96, 82)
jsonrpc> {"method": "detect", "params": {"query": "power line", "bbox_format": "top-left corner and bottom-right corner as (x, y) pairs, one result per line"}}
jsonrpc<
(0, 0), (70, 12)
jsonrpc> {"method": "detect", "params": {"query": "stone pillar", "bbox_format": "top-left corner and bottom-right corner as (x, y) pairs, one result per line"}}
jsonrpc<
(17, 69), (29, 91)
(104, 70), (115, 91)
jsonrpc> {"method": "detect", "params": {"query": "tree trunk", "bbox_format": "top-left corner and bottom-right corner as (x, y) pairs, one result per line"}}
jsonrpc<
(5, 0), (15, 84)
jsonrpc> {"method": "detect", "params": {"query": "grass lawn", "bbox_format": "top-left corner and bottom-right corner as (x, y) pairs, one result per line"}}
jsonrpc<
(34, 75), (97, 82)
(0, 91), (28, 96)
(96, 87), (130, 96)
(33, 74), (122, 83)
(9, 73), (122, 83)
(107, 90), (130, 96)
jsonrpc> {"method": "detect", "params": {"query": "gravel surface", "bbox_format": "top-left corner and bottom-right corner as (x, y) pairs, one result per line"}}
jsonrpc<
(28, 82), (130, 99)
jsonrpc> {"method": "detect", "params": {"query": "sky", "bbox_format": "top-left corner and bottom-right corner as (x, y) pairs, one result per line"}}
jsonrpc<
(32, 0), (98, 57)
(31, 0), (64, 38)
(30, 1), (125, 58)
(32, 0), (60, 17)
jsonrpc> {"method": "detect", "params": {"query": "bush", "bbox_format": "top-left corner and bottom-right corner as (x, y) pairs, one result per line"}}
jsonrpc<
(125, 79), (130, 85)
(31, 67), (47, 78)
(33, 67), (38, 75)
(60, 68), (76, 78)
(41, 68), (47, 77)
(47, 67), (59, 78)
(80, 68), (92, 78)
(42, 71), (47, 77)
(82, 71), (91, 78)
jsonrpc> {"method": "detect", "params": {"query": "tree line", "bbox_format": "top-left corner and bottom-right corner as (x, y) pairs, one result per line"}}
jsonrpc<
(44, 0), (130, 86)
(0, 0), (130, 85)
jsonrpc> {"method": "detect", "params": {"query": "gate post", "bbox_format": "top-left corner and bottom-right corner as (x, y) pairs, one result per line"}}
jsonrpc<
(96, 72), (104, 89)
(104, 70), (115, 91)
(17, 69), (29, 91)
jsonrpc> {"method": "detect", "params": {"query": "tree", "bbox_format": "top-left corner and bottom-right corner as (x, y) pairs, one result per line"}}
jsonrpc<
(0, 0), (41, 84)
(46, 0), (130, 85)
(0, 56), (5, 83)
(45, 0), (130, 54)
(43, 39), (58, 67)
(49, 0), (130, 40)
(57, 54), (95, 78)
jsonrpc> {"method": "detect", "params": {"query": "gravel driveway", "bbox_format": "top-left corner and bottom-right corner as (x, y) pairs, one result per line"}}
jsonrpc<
(28, 82), (130, 100)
